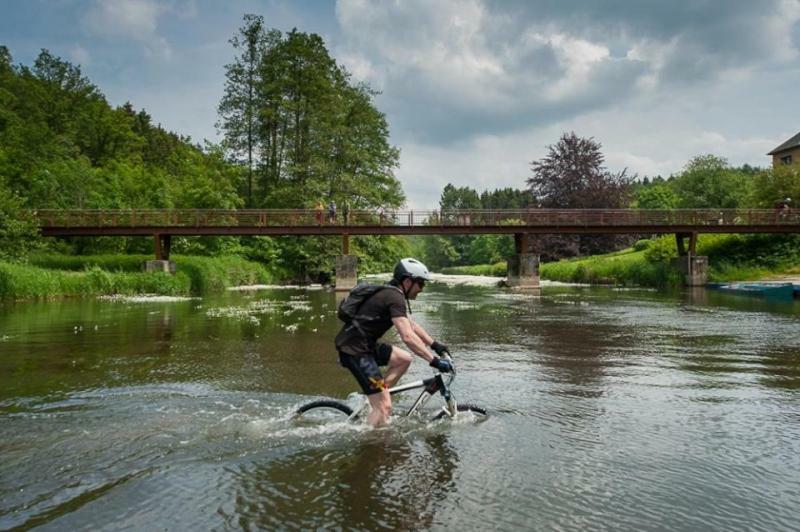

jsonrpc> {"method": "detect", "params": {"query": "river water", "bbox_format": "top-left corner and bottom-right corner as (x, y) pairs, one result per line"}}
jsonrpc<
(1, 276), (799, 531)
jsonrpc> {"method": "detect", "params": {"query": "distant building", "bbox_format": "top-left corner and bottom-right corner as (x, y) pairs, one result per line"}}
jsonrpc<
(768, 131), (800, 167)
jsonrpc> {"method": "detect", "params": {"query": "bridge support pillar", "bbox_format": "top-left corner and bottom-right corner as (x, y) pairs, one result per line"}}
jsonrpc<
(673, 232), (706, 286)
(154, 233), (172, 260)
(671, 254), (708, 286)
(147, 233), (175, 274)
(507, 253), (540, 288)
(144, 260), (177, 274)
(335, 255), (358, 292)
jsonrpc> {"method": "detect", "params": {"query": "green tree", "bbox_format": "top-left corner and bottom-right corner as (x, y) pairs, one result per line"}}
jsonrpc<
(217, 14), (271, 206)
(671, 155), (752, 208)
(225, 27), (403, 210)
(749, 164), (800, 208)
(0, 180), (39, 260)
(634, 182), (679, 209)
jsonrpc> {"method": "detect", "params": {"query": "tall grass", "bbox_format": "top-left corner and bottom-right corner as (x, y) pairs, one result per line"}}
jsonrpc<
(1, 254), (274, 300)
(540, 248), (683, 287)
(439, 262), (507, 277)
(0, 262), (191, 299)
(436, 234), (800, 288)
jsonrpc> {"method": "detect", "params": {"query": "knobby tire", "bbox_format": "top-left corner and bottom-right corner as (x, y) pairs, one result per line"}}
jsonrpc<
(295, 399), (354, 419)
(433, 403), (488, 421)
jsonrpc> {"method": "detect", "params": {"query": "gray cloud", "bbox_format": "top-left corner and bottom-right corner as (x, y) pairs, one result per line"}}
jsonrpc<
(336, 0), (800, 145)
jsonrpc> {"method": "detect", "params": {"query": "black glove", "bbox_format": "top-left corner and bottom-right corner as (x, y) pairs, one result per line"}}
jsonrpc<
(430, 357), (454, 373)
(430, 340), (450, 356)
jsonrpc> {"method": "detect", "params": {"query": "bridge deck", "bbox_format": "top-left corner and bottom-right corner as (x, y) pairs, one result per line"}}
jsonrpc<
(37, 208), (800, 236)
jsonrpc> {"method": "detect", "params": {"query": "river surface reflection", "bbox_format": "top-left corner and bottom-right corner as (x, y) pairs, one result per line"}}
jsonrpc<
(1, 278), (799, 530)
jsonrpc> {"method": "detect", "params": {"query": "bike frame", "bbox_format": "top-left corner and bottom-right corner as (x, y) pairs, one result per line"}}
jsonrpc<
(348, 371), (458, 421)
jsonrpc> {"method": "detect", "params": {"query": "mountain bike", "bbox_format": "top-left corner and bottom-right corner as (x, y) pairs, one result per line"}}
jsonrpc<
(294, 354), (487, 423)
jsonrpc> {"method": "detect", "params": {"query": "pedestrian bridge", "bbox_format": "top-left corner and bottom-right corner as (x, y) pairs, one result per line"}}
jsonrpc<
(36, 208), (800, 236)
(35, 208), (800, 289)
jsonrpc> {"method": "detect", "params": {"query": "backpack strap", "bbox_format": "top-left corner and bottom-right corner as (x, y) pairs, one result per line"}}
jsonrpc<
(350, 284), (405, 336)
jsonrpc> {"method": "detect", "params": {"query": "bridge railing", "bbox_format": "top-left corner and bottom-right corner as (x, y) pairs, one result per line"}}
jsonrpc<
(35, 208), (800, 228)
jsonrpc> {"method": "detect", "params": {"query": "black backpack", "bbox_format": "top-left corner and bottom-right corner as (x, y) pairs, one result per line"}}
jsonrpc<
(337, 284), (398, 324)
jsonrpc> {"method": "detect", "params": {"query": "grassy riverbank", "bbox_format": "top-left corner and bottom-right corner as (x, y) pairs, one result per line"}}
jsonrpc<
(440, 234), (800, 288)
(0, 254), (273, 300)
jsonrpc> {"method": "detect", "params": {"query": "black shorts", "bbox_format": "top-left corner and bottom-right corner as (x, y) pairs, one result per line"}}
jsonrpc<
(339, 343), (394, 395)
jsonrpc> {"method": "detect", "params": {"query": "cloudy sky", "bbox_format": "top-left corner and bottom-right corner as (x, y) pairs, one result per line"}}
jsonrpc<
(2, 0), (799, 207)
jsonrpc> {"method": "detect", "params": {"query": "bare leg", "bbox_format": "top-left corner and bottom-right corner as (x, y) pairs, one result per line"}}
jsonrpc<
(383, 347), (412, 388)
(367, 389), (392, 427)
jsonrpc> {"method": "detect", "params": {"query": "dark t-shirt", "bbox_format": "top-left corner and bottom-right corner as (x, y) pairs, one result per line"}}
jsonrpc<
(335, 286), (407, 356)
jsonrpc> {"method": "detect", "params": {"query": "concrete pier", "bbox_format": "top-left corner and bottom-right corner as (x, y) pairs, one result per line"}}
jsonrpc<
(335, 255), (358, 292)
(507, 253), (540, 288)
(144, 260), (176, 274)
(671, 254), (708, 286)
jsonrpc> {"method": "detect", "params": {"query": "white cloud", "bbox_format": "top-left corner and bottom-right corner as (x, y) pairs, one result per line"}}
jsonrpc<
(82, 0), (172, 60)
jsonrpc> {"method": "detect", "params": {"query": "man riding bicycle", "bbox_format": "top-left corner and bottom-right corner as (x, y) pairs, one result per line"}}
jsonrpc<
(335, 258), (453, 427)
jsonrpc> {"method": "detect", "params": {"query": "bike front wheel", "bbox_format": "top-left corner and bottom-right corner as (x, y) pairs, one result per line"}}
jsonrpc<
(294, 399), (356, 421)
(432, 403), (488, 421)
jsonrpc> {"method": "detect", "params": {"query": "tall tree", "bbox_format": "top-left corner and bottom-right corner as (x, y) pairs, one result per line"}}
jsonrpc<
(527, 132), (634, 258)
(528, 132), (632, 208)
(222, 26), (402, 210)
(218, 14), (271, 206)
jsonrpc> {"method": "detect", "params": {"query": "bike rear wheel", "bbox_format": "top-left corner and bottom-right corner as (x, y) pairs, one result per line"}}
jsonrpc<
(433, 403), (488, 421)
(294, 399), (356, 421)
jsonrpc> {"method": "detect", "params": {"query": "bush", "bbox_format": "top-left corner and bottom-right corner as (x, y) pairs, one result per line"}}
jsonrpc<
(643, 236), (677, 263)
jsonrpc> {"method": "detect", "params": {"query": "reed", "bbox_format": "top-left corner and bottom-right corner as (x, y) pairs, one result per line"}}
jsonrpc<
(1, 254), (273, 300)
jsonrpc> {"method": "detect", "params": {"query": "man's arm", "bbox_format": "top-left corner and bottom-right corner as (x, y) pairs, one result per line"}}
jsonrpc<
(392, 316), (435, 362)
(409, 319), (434, 346)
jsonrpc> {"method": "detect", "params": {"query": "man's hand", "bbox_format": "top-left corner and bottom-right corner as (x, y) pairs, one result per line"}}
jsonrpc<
(430, 357), (454, 373)
(430, 340), (450, 357)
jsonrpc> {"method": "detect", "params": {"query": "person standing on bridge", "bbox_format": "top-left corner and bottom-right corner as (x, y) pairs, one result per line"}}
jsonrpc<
(342, 200), (350, 225)
(334, 258), (453, 427)
(328, 200), (337, 224)
(315, 200), (324, 226)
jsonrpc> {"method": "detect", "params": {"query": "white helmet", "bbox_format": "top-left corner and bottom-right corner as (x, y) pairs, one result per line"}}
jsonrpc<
(393, 258), (431, 282)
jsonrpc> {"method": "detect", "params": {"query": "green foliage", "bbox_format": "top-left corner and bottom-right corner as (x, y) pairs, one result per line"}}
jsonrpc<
(698, 233), (800, 272)
(440, 183), (481, 210)
(671, 155), (752, 208)
(25, 253), (272, 295)
(219, 20), (403, 211)
(748, 165), (800, 208)
(439, 262), (507, 277)
(0, 260), (192, 299)
(416, 184), (532, 269)
(633, 182), (679, 209)
(643, 235), (678, 263)
(464, 235), (514, 265)
(351, 236), (412, 276)
(541, 247), (683, 288)
(0, 48), (241, 212)
(413, 235), (459, 270)
(546, 232), (800, 288)
(0, 181), (40, 260)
